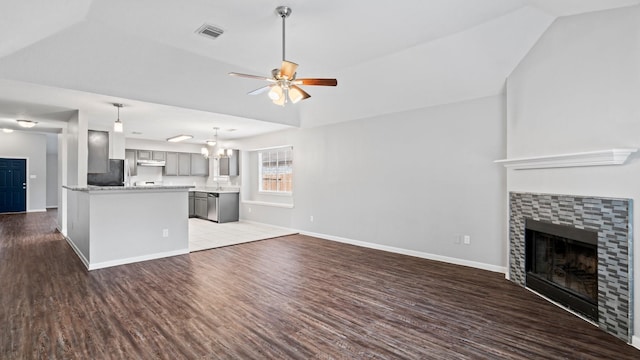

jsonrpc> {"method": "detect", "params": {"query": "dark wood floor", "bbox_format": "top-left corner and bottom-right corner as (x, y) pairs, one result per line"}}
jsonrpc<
(1, 211), (638, 359)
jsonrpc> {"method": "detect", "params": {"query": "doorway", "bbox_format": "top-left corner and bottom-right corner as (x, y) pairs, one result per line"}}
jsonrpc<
(0, 158), (27, 213)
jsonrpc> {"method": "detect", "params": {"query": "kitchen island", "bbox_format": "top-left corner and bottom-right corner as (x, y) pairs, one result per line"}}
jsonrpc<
(63, 185), (193, 270)
(189, 188), (240, 223)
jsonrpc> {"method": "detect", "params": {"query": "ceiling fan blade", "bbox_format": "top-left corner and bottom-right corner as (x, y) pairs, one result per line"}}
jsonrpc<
(247, 85), (272, 95)
(279, 61), (298, 80)
(229, 72), (275, 82)
(294, 78), (338, 86)
(289, 85), (311, 103)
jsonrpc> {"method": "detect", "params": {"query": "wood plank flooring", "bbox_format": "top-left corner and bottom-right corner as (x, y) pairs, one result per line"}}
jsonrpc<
(1, 210), (639, 359)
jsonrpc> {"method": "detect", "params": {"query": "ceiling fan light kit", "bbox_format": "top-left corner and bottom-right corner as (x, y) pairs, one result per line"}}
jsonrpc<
(229, 6), (337, 106)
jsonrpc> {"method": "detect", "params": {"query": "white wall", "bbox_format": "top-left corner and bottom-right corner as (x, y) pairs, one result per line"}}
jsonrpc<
(234, 95), (506, 269)
(506, 6), (640, 344)
(0, 130), (47, 211)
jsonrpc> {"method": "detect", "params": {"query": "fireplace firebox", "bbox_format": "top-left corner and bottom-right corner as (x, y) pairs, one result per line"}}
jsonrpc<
(525, 219), (598, 321)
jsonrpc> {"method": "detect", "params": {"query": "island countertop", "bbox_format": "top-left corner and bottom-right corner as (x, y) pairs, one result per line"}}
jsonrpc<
(63, 185), (194, 192)
(189, 187), (239, 194)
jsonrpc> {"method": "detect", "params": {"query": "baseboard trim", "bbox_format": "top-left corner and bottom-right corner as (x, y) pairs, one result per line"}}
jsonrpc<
(240, 219), (297, 232)
(28, 208), (47, 213)
(298, 230), (507, 274)
(632, 335), (640, 350)
(88, 249), (190, 271)
(64, 236), (90, 270)
(237, 219), (507, 274)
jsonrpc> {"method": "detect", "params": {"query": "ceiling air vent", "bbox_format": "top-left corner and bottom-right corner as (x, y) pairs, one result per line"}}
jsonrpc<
(196, 24), (224, 39)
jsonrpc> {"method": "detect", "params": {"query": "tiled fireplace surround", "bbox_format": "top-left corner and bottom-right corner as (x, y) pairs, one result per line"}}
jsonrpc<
(509, 192), (633, 343)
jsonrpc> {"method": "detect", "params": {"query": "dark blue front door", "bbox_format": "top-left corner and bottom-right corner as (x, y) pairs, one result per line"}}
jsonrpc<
(0, 158), (27, 213)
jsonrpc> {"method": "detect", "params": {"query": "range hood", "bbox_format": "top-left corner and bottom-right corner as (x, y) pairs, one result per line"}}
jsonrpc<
(137, 159), (166, 167)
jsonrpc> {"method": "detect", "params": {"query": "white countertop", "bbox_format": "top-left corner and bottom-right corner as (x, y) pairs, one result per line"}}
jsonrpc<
(63, 185), (194, 192)
(190, 187), (240, 194)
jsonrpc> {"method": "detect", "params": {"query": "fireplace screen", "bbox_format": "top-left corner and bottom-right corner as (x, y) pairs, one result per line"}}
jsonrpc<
(525, 219), (598, 321)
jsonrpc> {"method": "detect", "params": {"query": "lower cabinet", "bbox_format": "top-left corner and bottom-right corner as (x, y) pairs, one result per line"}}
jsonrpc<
(194, 192), (208, 218)
(188, 192), (195, 217)
(218, 193), (239, 223)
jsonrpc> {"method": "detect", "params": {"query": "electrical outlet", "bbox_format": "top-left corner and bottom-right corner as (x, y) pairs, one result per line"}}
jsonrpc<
(310, 215), (314, 222)
(162, 229), (169, 238)
(248, 207), (252, 213)
(463, 235), (471, 245)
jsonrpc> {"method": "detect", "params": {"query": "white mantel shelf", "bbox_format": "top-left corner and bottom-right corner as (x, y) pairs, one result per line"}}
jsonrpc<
(494, 149), (637, 170)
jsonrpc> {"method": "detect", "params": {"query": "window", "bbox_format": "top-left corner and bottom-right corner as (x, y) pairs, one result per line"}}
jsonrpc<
(258, 147), (292, 193)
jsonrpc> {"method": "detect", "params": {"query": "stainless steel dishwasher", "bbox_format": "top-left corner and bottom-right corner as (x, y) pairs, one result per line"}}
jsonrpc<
(207, 193), (218, 222)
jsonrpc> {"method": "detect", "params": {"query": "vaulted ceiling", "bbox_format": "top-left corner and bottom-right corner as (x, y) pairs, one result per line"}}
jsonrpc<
(0, 0), (637, 143)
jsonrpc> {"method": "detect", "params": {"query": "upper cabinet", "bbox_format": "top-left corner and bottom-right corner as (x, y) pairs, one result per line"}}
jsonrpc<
(178, 153), (191, 176)
(128, 148), (209, 177)
(219, 149), (239, 176)
(190, 154), (209, 176)
(88, 130), (109, 174)
(164, 152), (179, 176)
(137, 150), (165, 161)
(163, 152), (207, 176)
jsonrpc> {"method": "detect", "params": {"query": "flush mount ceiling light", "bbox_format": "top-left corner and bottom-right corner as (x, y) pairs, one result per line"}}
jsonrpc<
(113, 103), (124, 133)
(16, 119), (37, 128)
(229, 6), (337, 106)
(167, 134), (193, 142)
(2, 128), (14, 133)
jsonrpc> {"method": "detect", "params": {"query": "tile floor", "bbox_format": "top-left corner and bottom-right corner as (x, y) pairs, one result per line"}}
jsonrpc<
(188, 218), (298, 252)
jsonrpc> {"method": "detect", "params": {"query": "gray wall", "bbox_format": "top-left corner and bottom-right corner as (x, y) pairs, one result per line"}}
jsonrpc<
(0, 130), (47, 211)
(235, 95), (506, 269)
(46, 153), (58, 208)
(506, 6), (640, 343)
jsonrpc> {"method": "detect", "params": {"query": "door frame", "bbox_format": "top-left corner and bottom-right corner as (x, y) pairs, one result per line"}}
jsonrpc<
(0, 156), (30, 213)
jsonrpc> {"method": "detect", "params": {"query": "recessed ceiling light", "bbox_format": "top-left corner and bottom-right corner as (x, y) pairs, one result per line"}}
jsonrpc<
(167, 134), (193, 142)
(2, 128), (14, 133)
(16, 119), (37, 128)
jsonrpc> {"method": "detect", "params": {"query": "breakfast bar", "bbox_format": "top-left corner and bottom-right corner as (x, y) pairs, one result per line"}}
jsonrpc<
(63, 185), (193, 270)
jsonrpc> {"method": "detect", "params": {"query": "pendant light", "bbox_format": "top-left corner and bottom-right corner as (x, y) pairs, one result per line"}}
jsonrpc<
(113, 103), (123, 133)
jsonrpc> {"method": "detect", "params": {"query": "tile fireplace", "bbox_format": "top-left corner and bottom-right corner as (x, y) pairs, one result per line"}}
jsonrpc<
(509, 192), (633, 343)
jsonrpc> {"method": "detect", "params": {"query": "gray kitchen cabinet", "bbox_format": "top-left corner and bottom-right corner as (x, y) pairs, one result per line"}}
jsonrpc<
(194, 192), (208, 218)
(87, 130), (109, 173)
(178, 153), (191, 176)
(125, 149), (137, 176)
(188, 192), (195, 217)
(190, 154), (209, 176)
(218, 193), (239, 223)
(219, 149), (239, 176)
(138, 150), (165, 161)
(152, 151), (166, 161)
(136, 150), (152, 160)
(164, 152), (178, 176)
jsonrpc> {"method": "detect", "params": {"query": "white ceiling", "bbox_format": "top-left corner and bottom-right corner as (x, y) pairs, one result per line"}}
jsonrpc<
(0, 0), (638, 143)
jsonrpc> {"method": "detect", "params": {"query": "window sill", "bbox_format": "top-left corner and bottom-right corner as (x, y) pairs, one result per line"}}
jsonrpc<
(241, 200), (294, 209)
(258, 191), (293, 197)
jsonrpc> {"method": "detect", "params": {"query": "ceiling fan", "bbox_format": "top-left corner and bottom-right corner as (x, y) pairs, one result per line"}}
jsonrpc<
(229, 6), (337, 106)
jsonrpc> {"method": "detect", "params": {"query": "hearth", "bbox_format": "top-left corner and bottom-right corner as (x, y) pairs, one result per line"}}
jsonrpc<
(525, 219), (598, 321)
